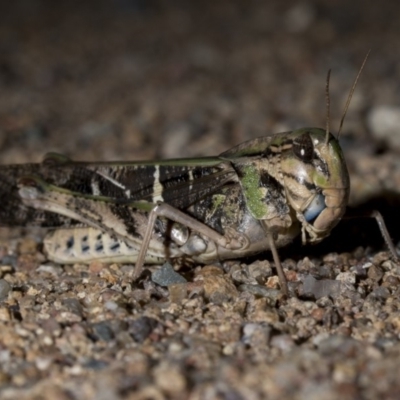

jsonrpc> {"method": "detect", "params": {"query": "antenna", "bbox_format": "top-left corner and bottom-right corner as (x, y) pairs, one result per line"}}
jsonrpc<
(325, 69), (331, 145)
(337, 50), (371, 140)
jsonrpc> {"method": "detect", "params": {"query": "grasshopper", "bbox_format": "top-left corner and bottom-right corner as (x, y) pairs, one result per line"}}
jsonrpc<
(0, 56), (397, 296)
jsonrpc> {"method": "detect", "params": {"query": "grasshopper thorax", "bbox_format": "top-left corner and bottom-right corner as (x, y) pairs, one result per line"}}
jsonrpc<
(279, 127), (350, 244)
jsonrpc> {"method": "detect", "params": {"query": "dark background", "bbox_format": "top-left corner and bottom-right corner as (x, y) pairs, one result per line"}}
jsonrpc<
(0, 0), (399, 163)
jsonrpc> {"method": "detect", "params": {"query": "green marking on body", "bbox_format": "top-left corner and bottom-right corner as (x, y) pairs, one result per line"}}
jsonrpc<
(240, 164), (267, 219)
(314, 174), (328, 187)
(208, 194), (226, 218)
(211, 194), (225, 210)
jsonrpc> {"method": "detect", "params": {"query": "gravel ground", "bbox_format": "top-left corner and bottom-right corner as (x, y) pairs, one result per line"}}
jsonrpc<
(0, 1), (400, 399)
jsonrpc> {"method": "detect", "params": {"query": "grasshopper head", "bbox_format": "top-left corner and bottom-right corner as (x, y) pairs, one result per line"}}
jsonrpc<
(280, 127), (350, 243)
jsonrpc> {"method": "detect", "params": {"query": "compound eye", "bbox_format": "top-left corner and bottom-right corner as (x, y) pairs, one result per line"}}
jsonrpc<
(304, 193), (326, 222)
(293, 132), (314, 162)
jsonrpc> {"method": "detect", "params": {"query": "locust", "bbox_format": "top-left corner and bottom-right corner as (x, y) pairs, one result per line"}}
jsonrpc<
(0, 55), (397, 296)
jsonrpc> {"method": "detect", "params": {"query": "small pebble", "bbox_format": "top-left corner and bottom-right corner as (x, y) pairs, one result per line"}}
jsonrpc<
(129, 317), (159, 343)
(0, 279), (11, 300)
(239, 284), (281, 304)
(152, 263), (187, 287)
(367, 265), (384, 281)
(368, 106), (400, 148)
(91, 321), (115, 342)
(302, 275), (341, 299)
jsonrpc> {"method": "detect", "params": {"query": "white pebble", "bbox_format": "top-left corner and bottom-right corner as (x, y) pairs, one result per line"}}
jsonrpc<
(368, 106), (400, 148)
